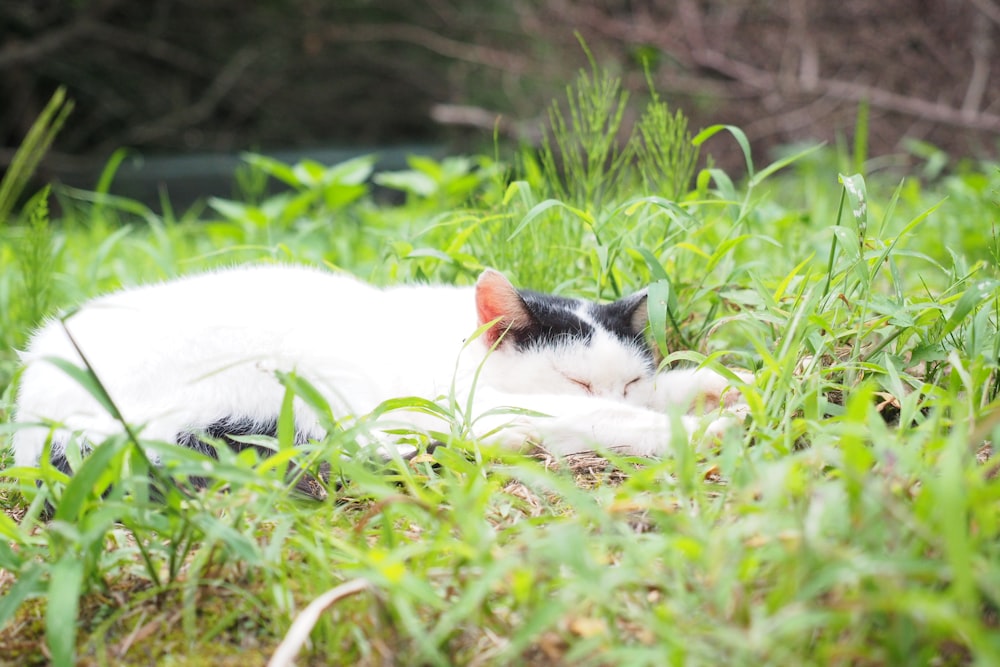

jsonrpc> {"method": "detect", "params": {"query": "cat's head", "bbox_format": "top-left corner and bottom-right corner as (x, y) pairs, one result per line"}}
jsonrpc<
(474, 269), (659, 400)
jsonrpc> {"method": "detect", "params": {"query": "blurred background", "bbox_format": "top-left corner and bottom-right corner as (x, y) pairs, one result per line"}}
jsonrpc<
(2, 0), (998, 203)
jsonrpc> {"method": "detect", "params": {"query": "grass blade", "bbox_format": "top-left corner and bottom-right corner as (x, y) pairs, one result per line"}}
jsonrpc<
(46, 555), (84, 667)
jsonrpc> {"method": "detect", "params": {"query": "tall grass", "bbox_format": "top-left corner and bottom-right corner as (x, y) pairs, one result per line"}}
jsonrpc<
(1, 66), (1000, 666)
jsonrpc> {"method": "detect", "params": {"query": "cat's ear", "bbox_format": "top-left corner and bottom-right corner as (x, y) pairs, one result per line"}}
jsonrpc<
(619, 288), (650, 335)
(475, 269), (533, 347)
(619, 288), (664, 363)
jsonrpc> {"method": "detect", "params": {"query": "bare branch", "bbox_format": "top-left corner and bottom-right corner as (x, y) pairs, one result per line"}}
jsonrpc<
(430, 103), (543, 142)
(787, 0), (819, 91)
(0, 18), (97, 68)
(969, 0), (1000, 27)
(87, 23), (213, 76)
(963, 17), (993, 117)
(743, 94), (841, 141)
(681, 29), (1000, 133)
(820, 75), (1000, 131)
(539, 0), (1000, 143)
(268, 579), (372, 667)
(676, 0), (707, 56)
(430, 103), (505, 131)
(119, 48), (259, 147)
(320, 22), (529, 74)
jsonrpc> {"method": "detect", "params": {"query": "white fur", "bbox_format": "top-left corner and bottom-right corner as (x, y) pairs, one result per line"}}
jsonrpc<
(11, 264), (746, 467)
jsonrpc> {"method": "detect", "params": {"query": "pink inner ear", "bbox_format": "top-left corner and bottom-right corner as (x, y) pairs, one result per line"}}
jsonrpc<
(475, 269), (527, 346)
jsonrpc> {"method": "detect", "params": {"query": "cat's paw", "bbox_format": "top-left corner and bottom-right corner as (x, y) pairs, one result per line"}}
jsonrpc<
(701, 409), (747, 441)
(694, 368), (754, 411)
(479, 417), (544, 451)
(647, 367), (753, 413)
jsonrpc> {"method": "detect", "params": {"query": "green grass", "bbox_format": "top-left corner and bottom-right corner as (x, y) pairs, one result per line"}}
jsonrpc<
(2, 72), (1000, 665)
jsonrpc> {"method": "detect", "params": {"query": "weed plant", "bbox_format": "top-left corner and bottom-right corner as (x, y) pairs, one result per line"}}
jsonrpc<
(1, 69), (1000, 666)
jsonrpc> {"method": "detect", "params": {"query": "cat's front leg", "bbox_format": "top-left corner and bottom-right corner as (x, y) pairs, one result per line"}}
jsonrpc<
(469, 390), (715, 457)
(641, 367), (752, 414)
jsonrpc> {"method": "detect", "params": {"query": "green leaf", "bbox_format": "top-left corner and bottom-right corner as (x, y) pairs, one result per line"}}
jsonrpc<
(838, 173), (868, 236)
(278, 383), (296, 452)
(502, 180), (535, 208)
(700, 168), (739, 207)
(0, 565), (44, 630)
(0, 87), (73, 225)
(636, 247), (669, 282)
(191, 515), (261, 564)
(57, 187), (159, 226)
(240, 153), (300, 187)
(323, 184), (367, 210)
(53, 436), (128, 523)
(325, 155), (376, 186)
(371, 396), (452, 421)
(647, 279), (674, 357)
(750, 143), (823, 187)
(374, 170), (437, 197)
(852, 100), (870, 175)
(275, 372), (335, 427)
(692, 124), (754, 179)
(94, 148), (132, 196)
(208, 197), (253, 223)
(46, 555), (84, 667)
(507, 199), (593, 241)
(408, 155), (444, 180)
(942, 278), (1000, 337)
(0, 510), (27, 544)
(0, 539), (23, 574)
(292, 160), (327, 187)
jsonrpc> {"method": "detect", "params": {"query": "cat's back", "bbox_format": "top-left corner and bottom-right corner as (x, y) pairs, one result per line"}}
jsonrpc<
(20, 264), (477, 365)
(58, 263), (362, 318)
(19, 264), (374, 365)
(87, 263), (369, 316)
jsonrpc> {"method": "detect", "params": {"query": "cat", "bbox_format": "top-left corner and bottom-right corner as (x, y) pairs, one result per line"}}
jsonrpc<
(11, 264), (748, 483)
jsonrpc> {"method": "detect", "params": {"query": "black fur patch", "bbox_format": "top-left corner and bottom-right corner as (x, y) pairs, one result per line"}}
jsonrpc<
(511, 290), (595, 349)
(176, 417), (286, 457)
(177, 417), (328, 499)
(512, 289), (655, 367)
(590, 297), (655, 362)
(48, 448), (74, 476)
(38, 419), (434, 510)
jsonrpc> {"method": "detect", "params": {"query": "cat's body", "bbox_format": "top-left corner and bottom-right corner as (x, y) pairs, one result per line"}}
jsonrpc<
(12, 264), (746, 472)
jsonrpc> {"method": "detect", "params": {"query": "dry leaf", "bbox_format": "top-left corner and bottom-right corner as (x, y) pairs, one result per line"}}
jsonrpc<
(568, 616), (608, 638)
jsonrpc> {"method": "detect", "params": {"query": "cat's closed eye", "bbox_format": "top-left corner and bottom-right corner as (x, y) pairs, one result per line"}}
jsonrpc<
(567, 377), (594, 394)
(623, 377), (642, 397)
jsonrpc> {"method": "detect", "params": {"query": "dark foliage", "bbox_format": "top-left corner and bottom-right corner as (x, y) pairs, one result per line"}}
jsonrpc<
(1, 0), (997, 180)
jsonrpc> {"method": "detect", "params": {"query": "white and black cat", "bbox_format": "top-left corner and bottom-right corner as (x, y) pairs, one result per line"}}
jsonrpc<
(11, 264), (747, 478)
